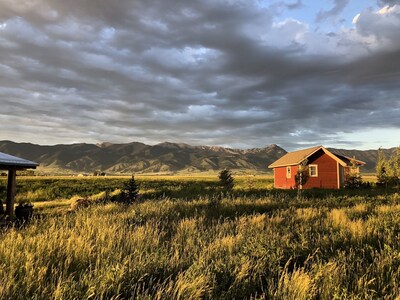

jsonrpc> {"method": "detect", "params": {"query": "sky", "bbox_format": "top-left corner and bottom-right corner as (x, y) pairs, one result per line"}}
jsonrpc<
(0, 0), (400, 151)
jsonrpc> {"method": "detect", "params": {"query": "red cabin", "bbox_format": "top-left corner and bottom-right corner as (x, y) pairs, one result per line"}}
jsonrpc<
(268, 146), (365, 189)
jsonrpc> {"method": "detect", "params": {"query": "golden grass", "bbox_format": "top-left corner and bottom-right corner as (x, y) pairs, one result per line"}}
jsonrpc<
(276, 267), (315, 300)
(329, 208), (370, 240)
(1, 196), (400, 298)
(296, 208), (321, 222)
(1, 176), (400, 298)
(15, 173), (273, 181)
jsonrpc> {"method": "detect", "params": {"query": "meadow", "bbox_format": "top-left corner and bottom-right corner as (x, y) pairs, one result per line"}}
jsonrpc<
(1, 175), (400, 299)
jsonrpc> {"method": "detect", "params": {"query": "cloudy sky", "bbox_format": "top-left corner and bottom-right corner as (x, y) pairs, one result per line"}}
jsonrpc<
(1, 0), (399, 150)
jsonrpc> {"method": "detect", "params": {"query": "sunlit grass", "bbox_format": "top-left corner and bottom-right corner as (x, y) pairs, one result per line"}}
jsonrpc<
(0, 176), (400, 298)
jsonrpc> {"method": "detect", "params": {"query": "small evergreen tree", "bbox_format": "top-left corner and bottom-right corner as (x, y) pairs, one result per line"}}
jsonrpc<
(120, 175), (140, 204)
(376, 148), (386, 185)
(219, 169), (234, 191)
(376, 148), (389, 187)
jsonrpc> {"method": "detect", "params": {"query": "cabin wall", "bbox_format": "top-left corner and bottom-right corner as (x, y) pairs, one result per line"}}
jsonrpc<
(303, 150), (339, 189)
(273, 165), (298, 189)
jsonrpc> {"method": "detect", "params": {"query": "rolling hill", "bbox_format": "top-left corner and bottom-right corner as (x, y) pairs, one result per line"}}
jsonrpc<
(328, 147), (397, 173)
(0, 141), (286, 174)
(0, 140), (395, 174)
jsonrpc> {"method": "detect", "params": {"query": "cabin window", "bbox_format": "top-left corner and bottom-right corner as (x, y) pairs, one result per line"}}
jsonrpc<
(286, 166), (291, 178)
(309, 164), (318, 177)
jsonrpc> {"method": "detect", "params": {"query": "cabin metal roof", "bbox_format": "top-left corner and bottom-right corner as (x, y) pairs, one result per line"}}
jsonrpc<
(268, 146), (322, 168)
(331, 153), (366, 166)
(0, 152), (38, 169)
(268, 146), (366, 168)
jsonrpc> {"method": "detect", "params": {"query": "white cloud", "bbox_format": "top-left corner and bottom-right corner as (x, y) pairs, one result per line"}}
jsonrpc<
(266, 18), (308, 48)
(352, 13), (360, 24)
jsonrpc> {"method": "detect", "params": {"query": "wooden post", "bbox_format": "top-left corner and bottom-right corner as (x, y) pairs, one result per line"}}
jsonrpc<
(337, 162), (340, 189)
(6, 168), (16, 220)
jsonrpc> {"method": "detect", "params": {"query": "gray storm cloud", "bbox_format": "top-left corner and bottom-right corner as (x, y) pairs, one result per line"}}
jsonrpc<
(0, 0), (399, 149)
(316, 0), (350, 22)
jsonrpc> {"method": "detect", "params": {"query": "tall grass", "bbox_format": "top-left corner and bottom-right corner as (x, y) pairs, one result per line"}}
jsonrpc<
(1, 190), (400, 299)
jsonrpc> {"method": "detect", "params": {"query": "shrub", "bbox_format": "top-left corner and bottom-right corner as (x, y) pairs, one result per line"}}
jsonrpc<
(344, 174), (363, 189)
(70, 197), (92, 211)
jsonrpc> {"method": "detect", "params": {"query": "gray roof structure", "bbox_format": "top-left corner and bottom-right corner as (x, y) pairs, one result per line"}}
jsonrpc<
(268, 146), (366, 168)
(0, 152), (38, 169)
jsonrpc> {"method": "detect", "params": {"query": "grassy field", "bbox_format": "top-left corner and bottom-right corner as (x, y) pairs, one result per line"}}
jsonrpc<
(1, 174), (399, 299)
(0, 175), (274, 204)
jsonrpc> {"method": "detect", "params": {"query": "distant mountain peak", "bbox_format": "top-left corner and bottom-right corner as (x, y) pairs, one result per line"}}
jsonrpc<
(96, 142), (113, 148)
(0, 140), (385, 174)
(156, 141), (194, 149)
(268, 144), (280, 149)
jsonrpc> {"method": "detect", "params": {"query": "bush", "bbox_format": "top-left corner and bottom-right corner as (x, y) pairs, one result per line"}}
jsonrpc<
(70, 197), (92, 211)
(344, 174), (363, 189)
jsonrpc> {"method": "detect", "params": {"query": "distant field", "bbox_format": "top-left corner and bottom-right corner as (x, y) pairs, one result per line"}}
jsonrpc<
(1, 174), (400, 299)
(0, 174), (274, 204)
(361, 173), (377, 183)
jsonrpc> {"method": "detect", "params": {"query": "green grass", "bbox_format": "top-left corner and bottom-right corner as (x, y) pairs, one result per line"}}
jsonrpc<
(1, 175), (400, 299)
(0, 175), (274, 203)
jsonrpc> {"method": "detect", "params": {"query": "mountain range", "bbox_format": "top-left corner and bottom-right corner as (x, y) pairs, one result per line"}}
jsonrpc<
(0, 140), (395, 174)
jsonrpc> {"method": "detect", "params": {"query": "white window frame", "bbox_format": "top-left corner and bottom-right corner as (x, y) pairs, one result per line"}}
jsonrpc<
(309, 164), (318, 177)
(286, 166), (291, 178)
